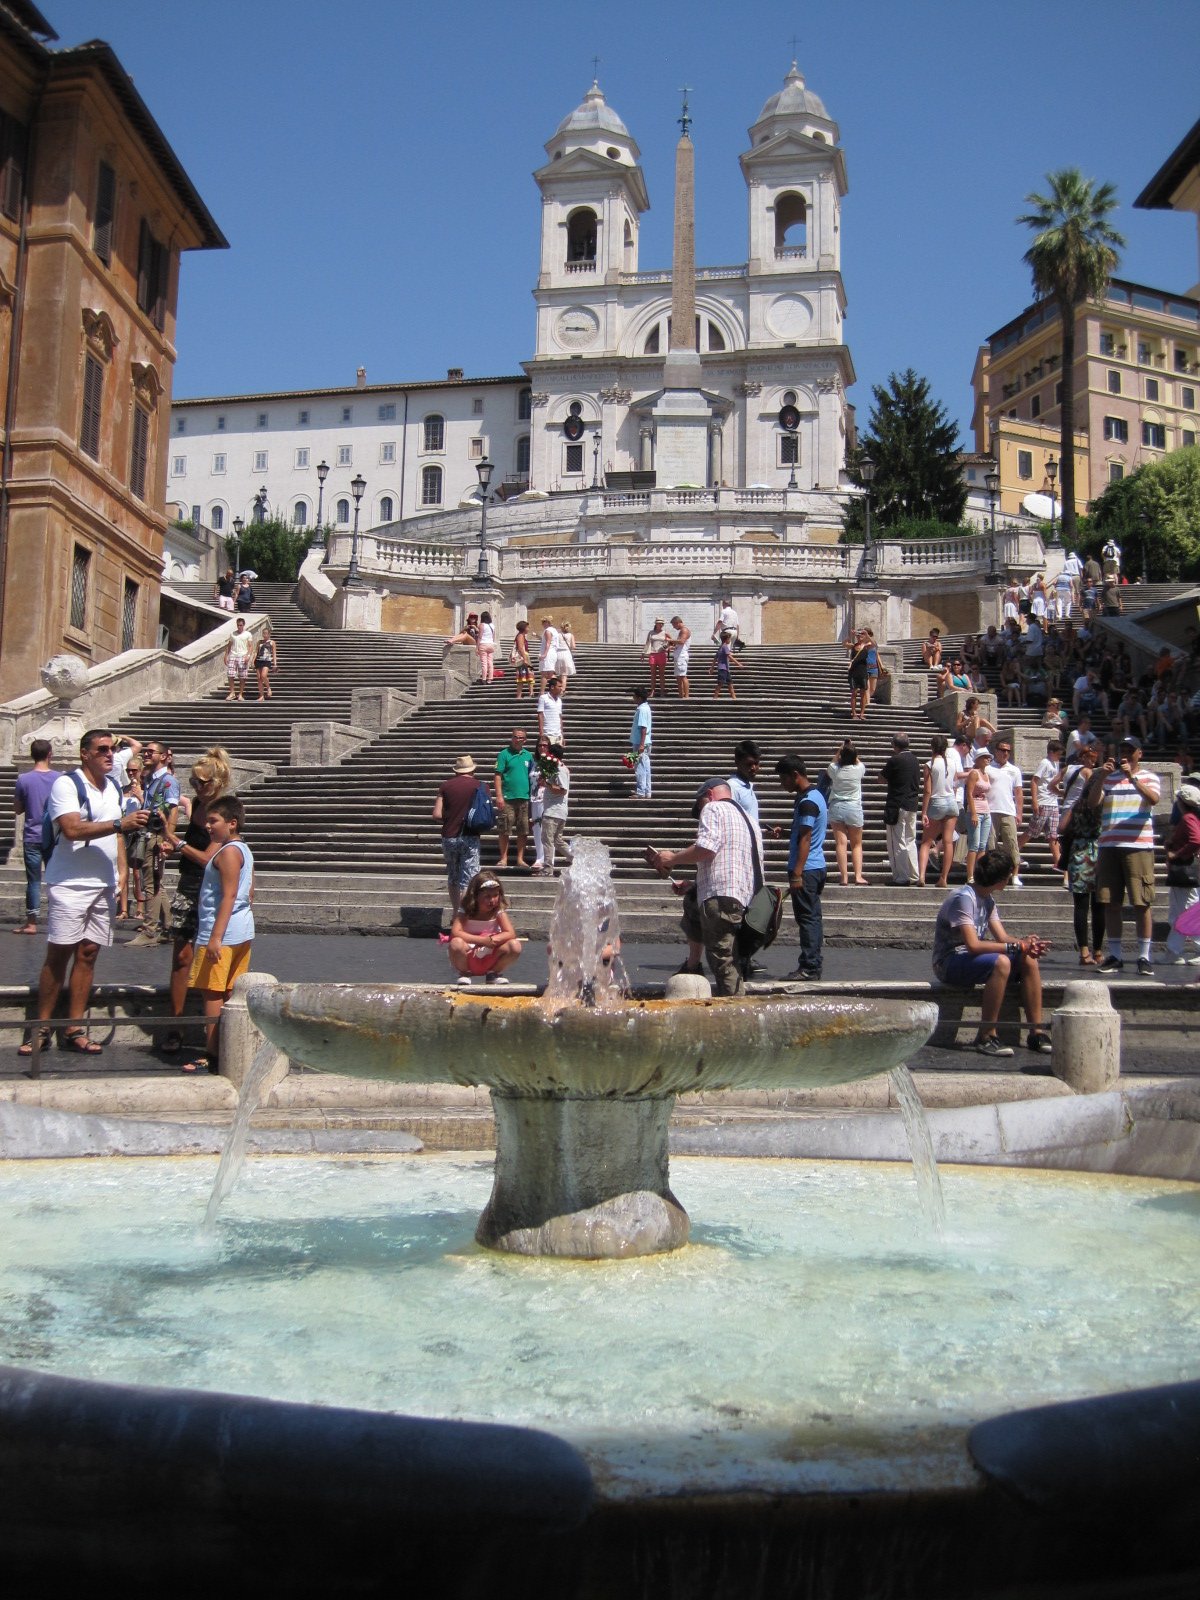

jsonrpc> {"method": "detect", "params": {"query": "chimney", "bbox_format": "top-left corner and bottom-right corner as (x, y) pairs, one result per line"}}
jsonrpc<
(447, 367), (464, 381)
(356, 367), (366, 388)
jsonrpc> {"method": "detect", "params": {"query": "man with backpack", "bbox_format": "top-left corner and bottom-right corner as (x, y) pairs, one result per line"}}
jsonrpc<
(20, 729), (148, 1058)
(12, 739), (59, 935)
(433, 754), (485, 912)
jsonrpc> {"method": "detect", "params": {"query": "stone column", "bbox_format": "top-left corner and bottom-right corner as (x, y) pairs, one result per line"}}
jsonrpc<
(640, 427), (653, 472)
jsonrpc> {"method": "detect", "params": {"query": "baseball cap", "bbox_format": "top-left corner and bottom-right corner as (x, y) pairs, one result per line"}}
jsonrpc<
(1121, 735), (1143, 750)
(692, 777), (726, 817)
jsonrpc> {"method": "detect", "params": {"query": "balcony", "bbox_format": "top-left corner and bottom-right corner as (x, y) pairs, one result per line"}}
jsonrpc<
(564, 259), (596, 274)
(774, 246), (807, 261)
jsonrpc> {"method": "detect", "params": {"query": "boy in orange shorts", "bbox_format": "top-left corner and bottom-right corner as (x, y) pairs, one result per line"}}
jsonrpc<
(184, 796), (254, 1072)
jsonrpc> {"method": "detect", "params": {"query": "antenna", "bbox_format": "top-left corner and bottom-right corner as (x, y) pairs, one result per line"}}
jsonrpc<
(678, 85), (692, 137)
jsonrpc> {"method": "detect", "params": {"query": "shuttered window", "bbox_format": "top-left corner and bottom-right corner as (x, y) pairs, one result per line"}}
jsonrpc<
(0, 109), (25, 221)
(70, 546), (90, 631)
(130, 405), (150, 499)
(80, 355), (103, 460)
(121, 580), (138, 652)
(136, 219), (169, 330)
(94, 161), (116, 263)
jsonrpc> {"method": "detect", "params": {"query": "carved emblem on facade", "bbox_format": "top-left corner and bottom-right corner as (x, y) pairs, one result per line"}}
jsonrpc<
(530, 392), (550, 408)
(131, 361), (165, 406)
(734, 382), (763, 397)
(599, 387), (632, 404)
(81, 307), (119, 361)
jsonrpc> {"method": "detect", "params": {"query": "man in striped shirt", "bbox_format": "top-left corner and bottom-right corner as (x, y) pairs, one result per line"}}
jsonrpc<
(645, 779), (761, 996)
(1089, 736), (1160, 976)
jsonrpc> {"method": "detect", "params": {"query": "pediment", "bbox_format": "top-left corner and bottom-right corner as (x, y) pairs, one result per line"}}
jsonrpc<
(740, 133), (848, 192)
(535, 148), (650, 212)
(81, 307), (120, 361)
(131, 360), (165, 406)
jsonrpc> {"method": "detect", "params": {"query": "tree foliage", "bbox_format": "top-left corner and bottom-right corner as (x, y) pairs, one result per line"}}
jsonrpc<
(223, 519), (314, 582)
(1017, 169), (1124, 543)
(842, 369), (967, 539)
(840, 516), (978, 547)
(1084, 446), (1200, 581)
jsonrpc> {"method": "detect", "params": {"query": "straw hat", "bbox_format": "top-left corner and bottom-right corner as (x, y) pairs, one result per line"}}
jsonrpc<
(453, 755), (476, 774)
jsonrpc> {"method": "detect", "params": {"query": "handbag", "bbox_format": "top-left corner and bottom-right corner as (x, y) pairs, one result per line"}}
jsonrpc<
(1166, 861), (1197, 889)
(462, 783), (496, 836)
(730, 806), (783, 965)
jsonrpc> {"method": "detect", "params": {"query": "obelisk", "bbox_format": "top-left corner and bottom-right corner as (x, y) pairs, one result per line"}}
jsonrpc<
(652, 89), (710, 486)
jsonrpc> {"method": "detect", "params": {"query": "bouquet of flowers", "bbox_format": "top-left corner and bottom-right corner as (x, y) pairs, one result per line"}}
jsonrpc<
(620, 750), (638, 770)
(534, 751), (561, 786)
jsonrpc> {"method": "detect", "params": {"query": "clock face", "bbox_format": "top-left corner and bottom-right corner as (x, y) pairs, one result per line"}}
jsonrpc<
(555, 307), (600, 350)
(766, 293), (813, 341)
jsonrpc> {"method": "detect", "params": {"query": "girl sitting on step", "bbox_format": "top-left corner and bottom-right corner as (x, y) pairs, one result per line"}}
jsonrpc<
(448, 873), (523, 987)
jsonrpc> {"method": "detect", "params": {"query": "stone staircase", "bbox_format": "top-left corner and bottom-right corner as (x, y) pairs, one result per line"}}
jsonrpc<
(1, 593), (1192, 948)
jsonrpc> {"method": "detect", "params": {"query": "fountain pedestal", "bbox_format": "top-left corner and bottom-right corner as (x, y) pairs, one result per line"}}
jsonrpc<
(478, 1095), (688, 1257)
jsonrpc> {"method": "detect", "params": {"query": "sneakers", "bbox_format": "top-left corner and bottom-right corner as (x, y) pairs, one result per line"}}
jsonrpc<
(1094, 954), (1124, 974)
(126, 930), (167, 947)
(1026, 1031), (1053, 1055)
(1136, 957), (1155, 978)
(485, 973), (510, 985)
(1009, 875), (1024, 889)
(456, 975), (473, 987)
(974, 1035), (1015, 1058)
(784, 967), (821, 981)
(673, 960), (704, 976)
(1159, 952), (1200, 966)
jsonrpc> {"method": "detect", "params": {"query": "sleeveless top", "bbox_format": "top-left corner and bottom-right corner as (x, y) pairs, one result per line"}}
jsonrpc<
(478, 621), (495, 648)
(968, 770), (991, 815)
(928, 756), (953, 803)
(177, 812), (212, 894)
(197, 840), (254, 947)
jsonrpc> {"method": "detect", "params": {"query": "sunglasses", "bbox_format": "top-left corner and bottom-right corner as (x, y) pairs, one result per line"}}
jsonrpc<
(90, 744), (114, 754)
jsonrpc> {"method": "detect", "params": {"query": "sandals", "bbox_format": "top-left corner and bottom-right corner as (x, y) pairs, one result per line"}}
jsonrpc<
(17, 1027), (52, 1057)
(181, 1057), (212, 1074)
(61, 1029), (103, 1055)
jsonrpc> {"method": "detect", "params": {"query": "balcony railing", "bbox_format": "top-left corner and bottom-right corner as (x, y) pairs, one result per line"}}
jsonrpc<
(564, 259), (596, 274)
(774, 246), (807, 260)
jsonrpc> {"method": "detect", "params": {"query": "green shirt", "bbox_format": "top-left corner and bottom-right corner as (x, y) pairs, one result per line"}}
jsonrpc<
(495, 745), (534, 801)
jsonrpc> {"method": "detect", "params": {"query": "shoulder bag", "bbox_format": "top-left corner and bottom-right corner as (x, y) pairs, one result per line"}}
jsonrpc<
(729, 805), (783, 967)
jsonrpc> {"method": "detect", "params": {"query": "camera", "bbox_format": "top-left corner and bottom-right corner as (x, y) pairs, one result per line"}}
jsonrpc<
(147, 810), (166, 833)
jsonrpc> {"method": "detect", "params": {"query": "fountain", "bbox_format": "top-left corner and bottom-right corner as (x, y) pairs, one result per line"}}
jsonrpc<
(244, 841), (939, 1257)
(1, 838), (1198, 1596)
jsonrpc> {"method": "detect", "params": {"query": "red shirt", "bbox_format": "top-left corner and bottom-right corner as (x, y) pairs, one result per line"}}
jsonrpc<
(437, 774), (479, 838)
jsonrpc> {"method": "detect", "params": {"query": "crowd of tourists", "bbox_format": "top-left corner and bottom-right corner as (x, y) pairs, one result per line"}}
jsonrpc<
(13, 732), (255, 1073)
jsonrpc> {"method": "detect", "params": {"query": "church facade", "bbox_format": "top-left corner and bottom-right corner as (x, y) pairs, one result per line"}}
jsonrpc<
(167, 63), (857, 567)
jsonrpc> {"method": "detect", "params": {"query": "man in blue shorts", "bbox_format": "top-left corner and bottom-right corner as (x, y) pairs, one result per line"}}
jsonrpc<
(932, 848), (1052, 1058)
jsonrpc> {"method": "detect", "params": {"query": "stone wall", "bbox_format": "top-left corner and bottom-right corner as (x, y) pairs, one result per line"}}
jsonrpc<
(380, 594), (454, 634)
(761, 598), (837, 644)
(910, 590), (983, 639)
(520, 599), (600, 642)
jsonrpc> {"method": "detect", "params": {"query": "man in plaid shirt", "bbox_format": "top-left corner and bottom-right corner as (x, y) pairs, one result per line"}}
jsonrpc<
(645, 778), (761, 996)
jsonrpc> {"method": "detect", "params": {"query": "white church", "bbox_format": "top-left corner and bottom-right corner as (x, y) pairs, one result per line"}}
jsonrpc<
(168, 67), (1019, 645)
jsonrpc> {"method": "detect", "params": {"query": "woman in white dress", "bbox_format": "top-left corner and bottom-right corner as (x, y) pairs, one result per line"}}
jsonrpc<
(557, 619), (577, 693)
(670, 616), (691, 698)
(538, 616), (562, 691)
(918, 735), (959, 888)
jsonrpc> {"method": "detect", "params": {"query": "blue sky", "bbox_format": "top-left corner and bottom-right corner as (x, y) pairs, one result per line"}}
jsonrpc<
(46, 0), (1199, 437)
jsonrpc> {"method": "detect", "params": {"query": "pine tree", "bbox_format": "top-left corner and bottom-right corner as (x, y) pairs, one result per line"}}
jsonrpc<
(844, 369), (966, 535)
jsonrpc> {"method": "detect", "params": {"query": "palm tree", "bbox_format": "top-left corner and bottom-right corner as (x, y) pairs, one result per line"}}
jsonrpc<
(1017, 170), (1124, 544)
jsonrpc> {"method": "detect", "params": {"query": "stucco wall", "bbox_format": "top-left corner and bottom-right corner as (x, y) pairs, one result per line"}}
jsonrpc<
(761, 598), (836, 644)
(379, 594), (454, 634)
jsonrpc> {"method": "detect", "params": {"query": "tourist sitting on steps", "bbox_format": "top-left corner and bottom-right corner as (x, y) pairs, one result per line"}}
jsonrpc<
(931, 847), (1052, 1059)
(448, 873), (522, 986)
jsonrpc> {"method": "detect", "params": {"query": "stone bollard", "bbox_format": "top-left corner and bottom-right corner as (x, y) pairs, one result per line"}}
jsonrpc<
(663, 972), (712, 1001)
(218, 971), (289, 1094)
(1051, 980), (1120, 1093)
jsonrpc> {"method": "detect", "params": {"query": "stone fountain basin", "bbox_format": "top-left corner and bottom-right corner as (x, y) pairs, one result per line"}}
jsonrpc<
(246, 984), (940, 1097)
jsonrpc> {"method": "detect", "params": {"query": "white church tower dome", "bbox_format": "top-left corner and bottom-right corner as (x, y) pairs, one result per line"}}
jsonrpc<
(547, 81), (641, 166)
(749, 61), (839, 146)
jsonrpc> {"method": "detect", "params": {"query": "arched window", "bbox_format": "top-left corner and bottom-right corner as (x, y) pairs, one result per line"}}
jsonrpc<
(643, 323), (661, 355)
(516, 436), (530, 476)
(336, 498), (350, 524)
(775, 192), (807, 255)
(707, 320), (726, 352)
(566, 207), (597, 264)
(518, 387), (532, 421)
(209, 505), (224, 531)
(293, 501), (308, 527)
(421, 465), (442, 506)
(423, 413), (444, 452)
(379, 495), (394, 522)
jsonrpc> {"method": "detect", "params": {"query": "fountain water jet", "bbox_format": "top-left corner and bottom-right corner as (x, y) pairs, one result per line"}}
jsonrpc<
(245, 839), (939, 1258)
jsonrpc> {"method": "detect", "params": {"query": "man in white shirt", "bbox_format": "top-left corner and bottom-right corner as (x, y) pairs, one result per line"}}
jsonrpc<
(539, 744), (571, 874)
(1065, 714), (1099, 763)
(986, 739), (1024, 885)
(25, 729), (148, 1060)
(712, 598), (740, 646)
(537, 676), (565, 746)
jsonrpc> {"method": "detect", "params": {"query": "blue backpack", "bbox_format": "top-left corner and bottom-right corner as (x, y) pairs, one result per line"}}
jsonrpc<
(40, 770), (123, 865)
(463, 783), (497, 835)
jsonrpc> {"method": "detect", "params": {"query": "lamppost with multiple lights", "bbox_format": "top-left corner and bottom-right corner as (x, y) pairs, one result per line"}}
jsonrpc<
(315, 459), (330, 557)
(231, 517), (243, 581)
(474, 457), (494, 584)
(1046, 455), (1059, 547)
(857, 454), (877, 585)
(253, 486), (268, 525)
(343, 473), (366, 588)
(591, 430), (602, 490)
(984, 461), (1001, 583)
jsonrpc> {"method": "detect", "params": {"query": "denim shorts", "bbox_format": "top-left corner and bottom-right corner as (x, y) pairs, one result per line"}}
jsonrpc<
(828, 801), (863, 829)
(927, 796), (958, 822)
(937, 948), (1022, 988)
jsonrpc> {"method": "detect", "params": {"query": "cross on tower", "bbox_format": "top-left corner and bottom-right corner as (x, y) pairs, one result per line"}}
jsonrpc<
(591, 54), (601, 82)
(788, 33), (800, 64)
(678, 85), (692, 136)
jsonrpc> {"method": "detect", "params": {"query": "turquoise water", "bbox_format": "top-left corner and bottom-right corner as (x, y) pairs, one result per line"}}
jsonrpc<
(1, 1153), (1197, 1497)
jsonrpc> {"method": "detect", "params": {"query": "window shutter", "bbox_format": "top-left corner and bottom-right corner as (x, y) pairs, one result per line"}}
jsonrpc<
(0, 109), (26, 221)
(80, 356), (103, 460)
(94, 161), (116, 263)
(130, 406), (149, 498)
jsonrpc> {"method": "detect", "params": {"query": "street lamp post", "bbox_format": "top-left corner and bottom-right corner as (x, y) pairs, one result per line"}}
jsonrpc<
(253, 486), (268, 526)
(474, 457), (494, 584)
(231, 516), (244, 581)
(591, 430), (601, 490)
(343, 473), (366, 588)
(315, 459), (330, 558)
(858, 454), (877, 585)
(1139, 508), (1152, 582)
(1046, 455), (1059, 547)
(984, 462), (1001, 583)
(786, 438), (798, 492)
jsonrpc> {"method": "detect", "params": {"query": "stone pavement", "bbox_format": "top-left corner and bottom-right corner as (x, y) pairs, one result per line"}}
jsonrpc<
(1, 929), (1195, 1082)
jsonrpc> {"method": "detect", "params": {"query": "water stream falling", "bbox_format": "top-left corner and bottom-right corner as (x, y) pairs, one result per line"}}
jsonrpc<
(203, 1038), (283, 1229)
(888, 1064), (946, 1237)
